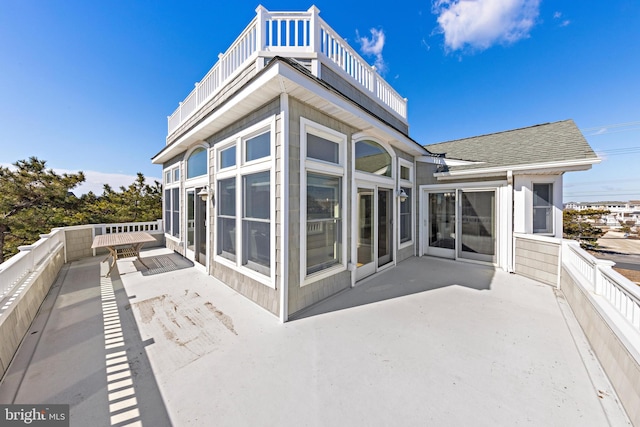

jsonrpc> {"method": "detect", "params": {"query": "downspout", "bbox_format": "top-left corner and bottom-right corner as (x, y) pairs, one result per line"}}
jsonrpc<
(507, 170), (515, 273)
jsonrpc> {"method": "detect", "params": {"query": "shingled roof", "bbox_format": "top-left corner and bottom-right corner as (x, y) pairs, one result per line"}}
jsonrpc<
(425, 119), (599, 172)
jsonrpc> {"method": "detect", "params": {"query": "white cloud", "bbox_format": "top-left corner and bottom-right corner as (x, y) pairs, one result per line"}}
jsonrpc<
(432, 0), (541, 52)
(553, 11), (571, 27)
(0, 163), (160, 196)
(356, 28), (387, 73)
(67, 170), (161, 196)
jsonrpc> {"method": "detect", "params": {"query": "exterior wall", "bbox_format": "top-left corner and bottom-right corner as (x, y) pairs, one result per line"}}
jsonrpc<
(514, 234), (560, 286)
(167, 62), (258, 145)
(513, 174), (563, 238)
(320, 64), (409, 135)
(65, 227), (93, 261)
(561, 266), (640, 426)
(0, 245), (64, 378)
(206, 98), (282, 316)
(287, 98), (355, 315)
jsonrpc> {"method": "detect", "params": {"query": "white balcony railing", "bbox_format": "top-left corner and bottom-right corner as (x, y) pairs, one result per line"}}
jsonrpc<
(0, 229), (65, 301)
(563, 240), (640, 332)
(0, 221), (163, 305)
(167, 6), (407, 137)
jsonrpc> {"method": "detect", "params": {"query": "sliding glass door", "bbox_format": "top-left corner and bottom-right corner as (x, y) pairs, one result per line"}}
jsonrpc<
(458, 190), (496, 263)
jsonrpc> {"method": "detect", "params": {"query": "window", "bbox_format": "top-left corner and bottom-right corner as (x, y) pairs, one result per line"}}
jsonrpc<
(163, 165), (180, 238)
(243, 172), (270, 274)
(400, 187), (412, 243)
(220, 146), (236, 169)
(187, 147), (207, 179)
(214, 118), (275, 284)
(533, 183), (553, 234)
(400, 165), (411, 180)
(307, 133), (339, 164)
(301, 118), (346, 283)
(164, 187), (180, 238)
(217, 178), (236, 260)
(355, 140), (391, 177)
(245, 132), (270, 162)
(306, 173), (342, 275)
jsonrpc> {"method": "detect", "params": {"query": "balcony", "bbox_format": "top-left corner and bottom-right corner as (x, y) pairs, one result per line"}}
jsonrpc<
(166, 6), (408, 139)
(0, 224), (638, 425)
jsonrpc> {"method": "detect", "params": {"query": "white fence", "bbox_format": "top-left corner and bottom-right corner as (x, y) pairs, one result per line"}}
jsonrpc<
(0, 221), (163, 305)
(167, 5), (407, 136)
(562, 240), (640, 332)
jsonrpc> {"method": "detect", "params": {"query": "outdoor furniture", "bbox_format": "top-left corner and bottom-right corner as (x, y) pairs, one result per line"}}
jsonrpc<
(91, 232), (157, 277)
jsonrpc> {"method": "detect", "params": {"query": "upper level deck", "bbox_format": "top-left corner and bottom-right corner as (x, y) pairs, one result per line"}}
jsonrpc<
(166, 5), (408, 142)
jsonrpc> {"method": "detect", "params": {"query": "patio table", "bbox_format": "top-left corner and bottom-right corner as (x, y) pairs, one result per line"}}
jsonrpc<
(91, 231), (157, 277)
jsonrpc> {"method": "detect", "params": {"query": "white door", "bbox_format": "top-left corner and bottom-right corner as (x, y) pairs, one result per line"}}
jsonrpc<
(356, 186), (394, 281)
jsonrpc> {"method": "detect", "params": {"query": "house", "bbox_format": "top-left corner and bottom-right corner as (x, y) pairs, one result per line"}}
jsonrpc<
(564, 200), (640, 228)
(151, 6), (600, 322)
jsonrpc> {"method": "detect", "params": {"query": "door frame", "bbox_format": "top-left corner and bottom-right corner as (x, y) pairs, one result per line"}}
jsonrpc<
(185, 181), (209, 270)
(420, 182), (506, 268)
(423, 190), (457, 259)
(354, 182), (395, 281)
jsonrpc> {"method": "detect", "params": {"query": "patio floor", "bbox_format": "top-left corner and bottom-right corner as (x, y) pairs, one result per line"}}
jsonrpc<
(0, 248), (631, 426)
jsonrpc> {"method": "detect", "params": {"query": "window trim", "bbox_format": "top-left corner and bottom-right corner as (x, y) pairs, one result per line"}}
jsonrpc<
(300, 118), (348, 286)
(213, 117), (276, 288)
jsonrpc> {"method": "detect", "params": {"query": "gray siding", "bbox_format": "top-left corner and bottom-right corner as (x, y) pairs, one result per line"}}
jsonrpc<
(514, 236), (560, 286)
(320, 64), (409, 136)
(205, 98), (282, 316)
(287, 98), (356, 315)
(167, 62), (259, 146)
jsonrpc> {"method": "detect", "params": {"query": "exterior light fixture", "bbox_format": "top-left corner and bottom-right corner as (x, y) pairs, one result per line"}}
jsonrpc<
(198, 187), (210, 201)
(398, 188), (408, 202)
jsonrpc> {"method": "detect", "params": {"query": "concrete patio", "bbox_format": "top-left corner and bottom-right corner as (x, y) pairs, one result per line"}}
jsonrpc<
(0, 248), (631, 426)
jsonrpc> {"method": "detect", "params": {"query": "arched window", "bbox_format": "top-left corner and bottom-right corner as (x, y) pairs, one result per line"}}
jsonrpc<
(355, 140), (392, 177)
(187, 147), (207, 179)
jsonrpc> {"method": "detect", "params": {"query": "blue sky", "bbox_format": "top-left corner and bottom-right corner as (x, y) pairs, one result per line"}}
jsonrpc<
(1, 0), (638, 201)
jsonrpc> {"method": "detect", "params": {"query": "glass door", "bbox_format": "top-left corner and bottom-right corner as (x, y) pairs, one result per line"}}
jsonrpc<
(426, 192), (456, 259)
(356, 186), (394, 281)
(377, 188), (393, 267)
(458, 190), (496, 263)
(186, 188), (207, 266)
(356, 188), (375, 279)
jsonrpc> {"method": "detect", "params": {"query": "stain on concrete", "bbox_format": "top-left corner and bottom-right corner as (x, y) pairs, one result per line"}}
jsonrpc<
(205, 302), (238, 335)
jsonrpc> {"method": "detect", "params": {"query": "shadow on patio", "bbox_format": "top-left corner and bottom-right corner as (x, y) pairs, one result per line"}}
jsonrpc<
(294, 256), (496, 320)
(0, 255), (172, 426)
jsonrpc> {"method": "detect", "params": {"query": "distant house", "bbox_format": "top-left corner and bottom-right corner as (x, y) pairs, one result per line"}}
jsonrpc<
(152, 6), (600, 321)
(564, 201), (640, 227)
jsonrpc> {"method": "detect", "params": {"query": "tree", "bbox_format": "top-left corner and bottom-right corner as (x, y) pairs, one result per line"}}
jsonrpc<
(0, 157), (85, 263)
(563, 208), (609, 247)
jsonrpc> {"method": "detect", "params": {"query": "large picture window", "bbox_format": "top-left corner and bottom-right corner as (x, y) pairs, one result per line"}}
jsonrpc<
(306, 173), (342, 275)
(214, 118), (274, 285)
(533, 183), (553, 234)
(217, 178), (236, 260)
(242, 172), (270, 274)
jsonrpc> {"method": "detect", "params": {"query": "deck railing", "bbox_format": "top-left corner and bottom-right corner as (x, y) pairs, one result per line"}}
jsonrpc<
(562, 240), (640, 332)
(167, 6), (407, 137)
(0, 229), (65, 301)
(0, 221), (163, 305)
